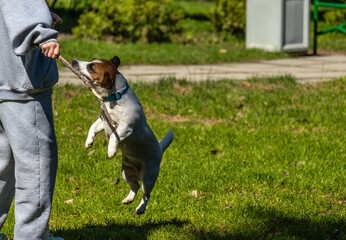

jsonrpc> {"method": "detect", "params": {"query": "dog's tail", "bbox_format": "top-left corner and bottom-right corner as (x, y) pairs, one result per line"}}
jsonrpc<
(159, 129), (174, 153)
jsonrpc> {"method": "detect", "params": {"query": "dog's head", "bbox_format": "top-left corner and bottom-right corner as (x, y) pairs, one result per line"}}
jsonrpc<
(72, 56), (121, 91)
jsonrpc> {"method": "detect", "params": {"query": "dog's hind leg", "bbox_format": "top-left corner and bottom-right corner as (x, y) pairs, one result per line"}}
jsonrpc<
(134, 164), (160, 215)
(85, 117), (104, 149)
(121, 160), (140, 204)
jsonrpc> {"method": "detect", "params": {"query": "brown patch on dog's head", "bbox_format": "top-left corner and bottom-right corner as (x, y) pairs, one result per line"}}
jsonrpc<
(87, 56), (121, 89)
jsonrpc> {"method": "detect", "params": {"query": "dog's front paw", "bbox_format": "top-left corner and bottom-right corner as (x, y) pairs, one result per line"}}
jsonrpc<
(107, 141), (117, 158)
(108, 150), (116, 159)
(85, 140), (94, 149)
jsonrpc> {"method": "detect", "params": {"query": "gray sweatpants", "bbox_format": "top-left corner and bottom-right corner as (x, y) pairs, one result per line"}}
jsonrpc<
(0, 95), (58, 240)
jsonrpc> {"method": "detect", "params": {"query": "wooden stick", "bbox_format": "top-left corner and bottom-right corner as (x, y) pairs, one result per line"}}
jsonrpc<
(58, 55), (117, 129)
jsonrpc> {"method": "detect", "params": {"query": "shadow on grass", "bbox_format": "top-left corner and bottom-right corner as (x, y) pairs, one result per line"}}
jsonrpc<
(243, 205), (346, 240)
(52, 206), (345, 240)
(52, 218), (254, 240)
(53, 219), (188, 240)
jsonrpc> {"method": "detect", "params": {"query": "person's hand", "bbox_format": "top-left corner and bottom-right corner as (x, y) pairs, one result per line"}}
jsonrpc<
(51, 12), (63, 29)
(41, 41), (60, 59)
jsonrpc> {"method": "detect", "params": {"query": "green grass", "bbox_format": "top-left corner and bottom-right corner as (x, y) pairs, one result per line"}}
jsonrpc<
(58, 38), (289, 66)
(173, 0), (214, 17)
(2, 76), (345, 239)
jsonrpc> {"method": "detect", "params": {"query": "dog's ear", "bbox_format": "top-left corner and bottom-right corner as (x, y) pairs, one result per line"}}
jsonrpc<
(101, 72), (115, 89)
(111, 56), (121, 68)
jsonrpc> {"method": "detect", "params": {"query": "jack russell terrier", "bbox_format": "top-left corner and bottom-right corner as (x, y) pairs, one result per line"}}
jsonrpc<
(72, 56), (174, 215)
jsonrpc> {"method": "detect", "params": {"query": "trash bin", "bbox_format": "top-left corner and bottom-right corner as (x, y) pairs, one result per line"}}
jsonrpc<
(246, 0), (310, 52)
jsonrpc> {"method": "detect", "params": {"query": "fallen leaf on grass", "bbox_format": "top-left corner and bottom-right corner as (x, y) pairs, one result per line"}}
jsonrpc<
(219, 49), (227, 54)
(190, 190), (198, 198)
(189, 190), (206, 199)
(64, 199), (74, 205)
(338, 198), (346, 205)
(297, 161), (306, 166)
(236, 112), (243, 118)
(241, 81), (251, 87)
(72, 188), (80, 194)
(88, 149), (95, 156)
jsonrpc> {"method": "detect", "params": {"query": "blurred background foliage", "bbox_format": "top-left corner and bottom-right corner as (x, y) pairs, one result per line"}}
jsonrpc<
(46, 0), (345, 56)
(72, 0), (185, 43)
(48, 0), (247, 43)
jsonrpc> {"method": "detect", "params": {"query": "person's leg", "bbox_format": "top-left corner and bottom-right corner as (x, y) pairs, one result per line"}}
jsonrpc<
(0, 120), (15, 231)
(0, 95), (58, 240)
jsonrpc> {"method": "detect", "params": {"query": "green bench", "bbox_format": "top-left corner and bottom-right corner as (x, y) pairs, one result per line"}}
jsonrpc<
(313, 0), (346, 55)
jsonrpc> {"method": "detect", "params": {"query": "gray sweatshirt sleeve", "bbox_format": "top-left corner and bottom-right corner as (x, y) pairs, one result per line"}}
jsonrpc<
(0, 0), (58, 56)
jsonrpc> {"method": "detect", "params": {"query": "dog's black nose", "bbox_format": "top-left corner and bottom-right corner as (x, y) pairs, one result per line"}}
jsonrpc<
(71, 60), (78, 68)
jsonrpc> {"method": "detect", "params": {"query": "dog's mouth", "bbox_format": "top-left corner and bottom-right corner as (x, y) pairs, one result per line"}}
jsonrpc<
(72, 60), (96, 83)
(71, 60), (80, 71)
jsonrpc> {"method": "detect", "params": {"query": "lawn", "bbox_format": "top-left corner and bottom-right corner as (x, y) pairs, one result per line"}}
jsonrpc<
(58, 38), (288, 65)
(2, 76), (345, 239)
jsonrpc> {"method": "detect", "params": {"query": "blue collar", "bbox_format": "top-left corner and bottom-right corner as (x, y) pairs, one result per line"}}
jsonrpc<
(103, 83), (129, 101)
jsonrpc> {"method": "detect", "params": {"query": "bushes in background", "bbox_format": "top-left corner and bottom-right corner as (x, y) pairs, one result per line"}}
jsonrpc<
(50, 0), (103, 11)
(323, 9), (346, 25)
(62, 0), (344, 43)
(209, 0), (246, 38)
(72, 0), (184, 43)
(72, 0), (247, 42)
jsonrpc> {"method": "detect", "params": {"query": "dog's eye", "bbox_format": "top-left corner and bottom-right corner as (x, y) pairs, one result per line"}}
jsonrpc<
(87, 63), (95, 73)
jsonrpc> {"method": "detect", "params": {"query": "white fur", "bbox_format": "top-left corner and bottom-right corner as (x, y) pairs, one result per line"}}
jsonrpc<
(75, 61), (92, 78)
